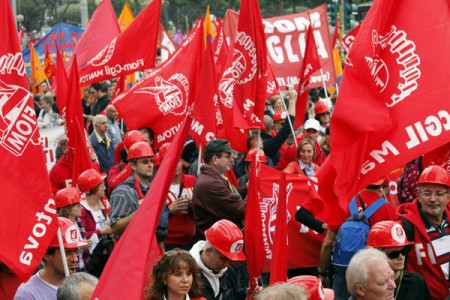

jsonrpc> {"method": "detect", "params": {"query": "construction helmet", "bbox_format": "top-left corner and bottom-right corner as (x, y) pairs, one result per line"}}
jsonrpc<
(366, 221), (413, 248)
(128, 141), (154, 160)
(272, 110), (287, 122)
(417, 165), (449, 187)
(314, 102), (330, 115)
(55, 187), (81, 208)
(49, 217), (88, 249)
(124, 130), (145, 152)
(205, 220), (245, 261)
(244, 148), (267, 163)
(288, 275), (334, 300)
(77, 168), (106, 193)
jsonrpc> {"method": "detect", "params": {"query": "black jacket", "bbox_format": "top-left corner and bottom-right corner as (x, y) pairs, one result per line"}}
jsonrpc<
(200, 267), (247, 300)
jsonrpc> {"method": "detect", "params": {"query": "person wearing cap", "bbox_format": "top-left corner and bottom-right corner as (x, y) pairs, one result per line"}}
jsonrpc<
(260, 89), (297, 166)
(272, 110), (287, 134)
(110, 142), (169, 247)
(77, 169), (112, 248)
(237, 148), (268, 196)
(55, 187), (91, 272)
(313, 102), (330, 142)
(108, 130), (145, 194)
(346, 248), (396, 300)
(367, 221), (431, 300)
(397, 165), (450, 300)
(192, 139), (246, 240)
(275, 118), (326, 170)
(89, 114), (114, 175)
(319, 179), (397, 299)
(189, 220), (249, 300)
(287, 275), (334, 300)
(14, 218), (88, 300)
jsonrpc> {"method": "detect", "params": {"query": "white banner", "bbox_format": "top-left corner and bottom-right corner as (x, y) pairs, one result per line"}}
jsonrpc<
(39, 125), (65, 172)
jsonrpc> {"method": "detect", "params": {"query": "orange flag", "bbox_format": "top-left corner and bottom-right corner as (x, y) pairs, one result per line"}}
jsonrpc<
(30, 43), (47, 94)
(43, 47), (56, 81)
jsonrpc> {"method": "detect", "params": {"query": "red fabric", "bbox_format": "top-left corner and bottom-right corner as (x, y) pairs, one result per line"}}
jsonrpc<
(113, 141), (125, 165)
(330, 0), (450, 203)
(224, 168), (239, 191)
(331, 18), (339, 48)
(92, 118), (192, 299)
(0, 270), (23, 300)
(66, 56), (94, 187)
(80, 204), (107, 239)
(43, 47), (56, 81)
(158, 23), (177, 61)
(113, 21), (203, 150)
(0, 0), (58, 281)
(294, 24), (321, 128)
(107, 163), (131, 193)
(283, 161), (320, 175)
(78, 0), (161, 85)
(245, 159), (266, 295)
(55, 43), (68, 120)
(190, 40), (218, 147)
(165, 174), (196, 245)
(68, 0), (120, 70)
(49, 155), (71, 193)
(341, 24), (360, 53)
(212, 20), (229, 80)
(269, 172), (287, 284)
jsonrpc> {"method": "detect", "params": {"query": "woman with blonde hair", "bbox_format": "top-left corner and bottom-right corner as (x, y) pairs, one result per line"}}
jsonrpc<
(146, 249), (205, 300)
(283, 139), (320, 177)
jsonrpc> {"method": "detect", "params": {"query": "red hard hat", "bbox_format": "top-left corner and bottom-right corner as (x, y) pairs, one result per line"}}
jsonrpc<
(205, 220), (246, 261)
(55, 187), (81, 208)
(314, 102), (330, 115)
(127, 141), (154, 160)
(273, 110), (287, 122)
(245, 148), (267, 163)
(288, 275), (334, 300)
(49, 217), (88, 249)
(367, 221), (413, 248)
(417, 165), (449, 187)
(158, 142), (171, 161)
(77, 168), (106, 193)
(124, 130), (145, 152)
(370, 176), (390, 186)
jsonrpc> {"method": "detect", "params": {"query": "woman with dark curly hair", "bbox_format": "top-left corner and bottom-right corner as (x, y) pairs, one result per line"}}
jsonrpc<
(145, 249), (206, 300)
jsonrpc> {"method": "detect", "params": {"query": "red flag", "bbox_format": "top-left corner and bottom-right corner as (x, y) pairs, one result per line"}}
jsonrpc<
(43, 47), (56, 81)
(66, 56), (94, 186)
(269, 171), (287, 285)
(69, 0), (120, 69)
(245, 158), (266, 297)
(212, 19), (229, 79)
(218, 0), (268, 129)
(55, 43), (68, 120)
(113, 21), (204, 149)
(92, 117), (192, 299)
(341, 24), (360, 53)
(331, 17), (339, 48)
(158, 23), (177, 63)
(190, 41), (218, 147)
(294, 22), (322, 128)
(330, 0), (450, 202)
(0, 0), (58, 281)
(78, 0), (162, 85)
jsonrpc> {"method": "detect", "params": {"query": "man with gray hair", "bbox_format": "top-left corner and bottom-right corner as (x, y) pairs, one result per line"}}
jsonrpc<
(346, 248), (396, 300)
(89, 114), (114, 174)
(57, 272), (98, 300)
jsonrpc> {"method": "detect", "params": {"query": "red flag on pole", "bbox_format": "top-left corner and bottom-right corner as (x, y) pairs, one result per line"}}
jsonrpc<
(66, 56), (95, 186)
(55, 43), (68, 120)
(294, 22), (322, 128)
(92, 117), (192, 299)
(78, 0), (162, 85)
(112, 21), (203, 149)
(0, 0), (58, 281)
(69, 0), (120, 69)
(330, 0), (450, 203)
(44, 47), (56, 81)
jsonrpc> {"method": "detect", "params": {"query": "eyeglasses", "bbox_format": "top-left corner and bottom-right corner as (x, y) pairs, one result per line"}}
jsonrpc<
(385, 248), (409, 259)
(137, 158), (154, 165)
(419, 190), (448, 199)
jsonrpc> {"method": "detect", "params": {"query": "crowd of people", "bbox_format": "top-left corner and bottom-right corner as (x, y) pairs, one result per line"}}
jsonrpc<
(1, 76), (449, 300)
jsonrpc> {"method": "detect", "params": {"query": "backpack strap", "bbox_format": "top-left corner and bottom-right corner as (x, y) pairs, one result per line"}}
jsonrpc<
(348, 197), (359, 215)
(363, 198), (388, 219)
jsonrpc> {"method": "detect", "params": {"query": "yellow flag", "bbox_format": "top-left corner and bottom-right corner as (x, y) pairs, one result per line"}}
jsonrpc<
(118, 2), (134, 32)
(333, 46), (343, 78)
(30, 43), (47, 95)
(203, 5), (216, 46)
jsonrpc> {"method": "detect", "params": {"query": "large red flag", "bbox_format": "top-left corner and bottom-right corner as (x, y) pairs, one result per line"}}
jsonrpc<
(0, 0), (58, 281)
(112, 21), (203, 149)
(294, 21), (322, 128)
(55, 44), (68, 120)
(330, 0), (450, 202)
(218, 0), (268, 129)
(92, 117), (192, 299)
(78, 0), (162, 85)
(69, 0), (120, 69)
(212, 19), (229, 79)
(158, 23), (177, 63)
(66, 56), (95, 186)
(190, 41), (218, 147)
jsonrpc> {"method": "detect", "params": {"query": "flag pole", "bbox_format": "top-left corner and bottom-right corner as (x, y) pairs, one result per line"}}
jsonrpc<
(56, 227), (70, 277)
(319, 68), (330, 100)
(197, 143), (202, 176)
(279, 87), (298, 148)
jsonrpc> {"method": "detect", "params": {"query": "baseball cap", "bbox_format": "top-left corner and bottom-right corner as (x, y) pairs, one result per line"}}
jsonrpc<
(205, 139), (232, 154)
(304, 119), (321, 131)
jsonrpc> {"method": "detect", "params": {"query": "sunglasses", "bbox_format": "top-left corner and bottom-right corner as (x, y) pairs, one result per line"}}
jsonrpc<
(165, 249), (191, 257)
(385, 248), (409, 259)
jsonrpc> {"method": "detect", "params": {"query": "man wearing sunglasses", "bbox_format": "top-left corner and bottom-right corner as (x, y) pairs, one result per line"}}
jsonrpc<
(367, 221), (431, 299)
(398, 165), (450, 300)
